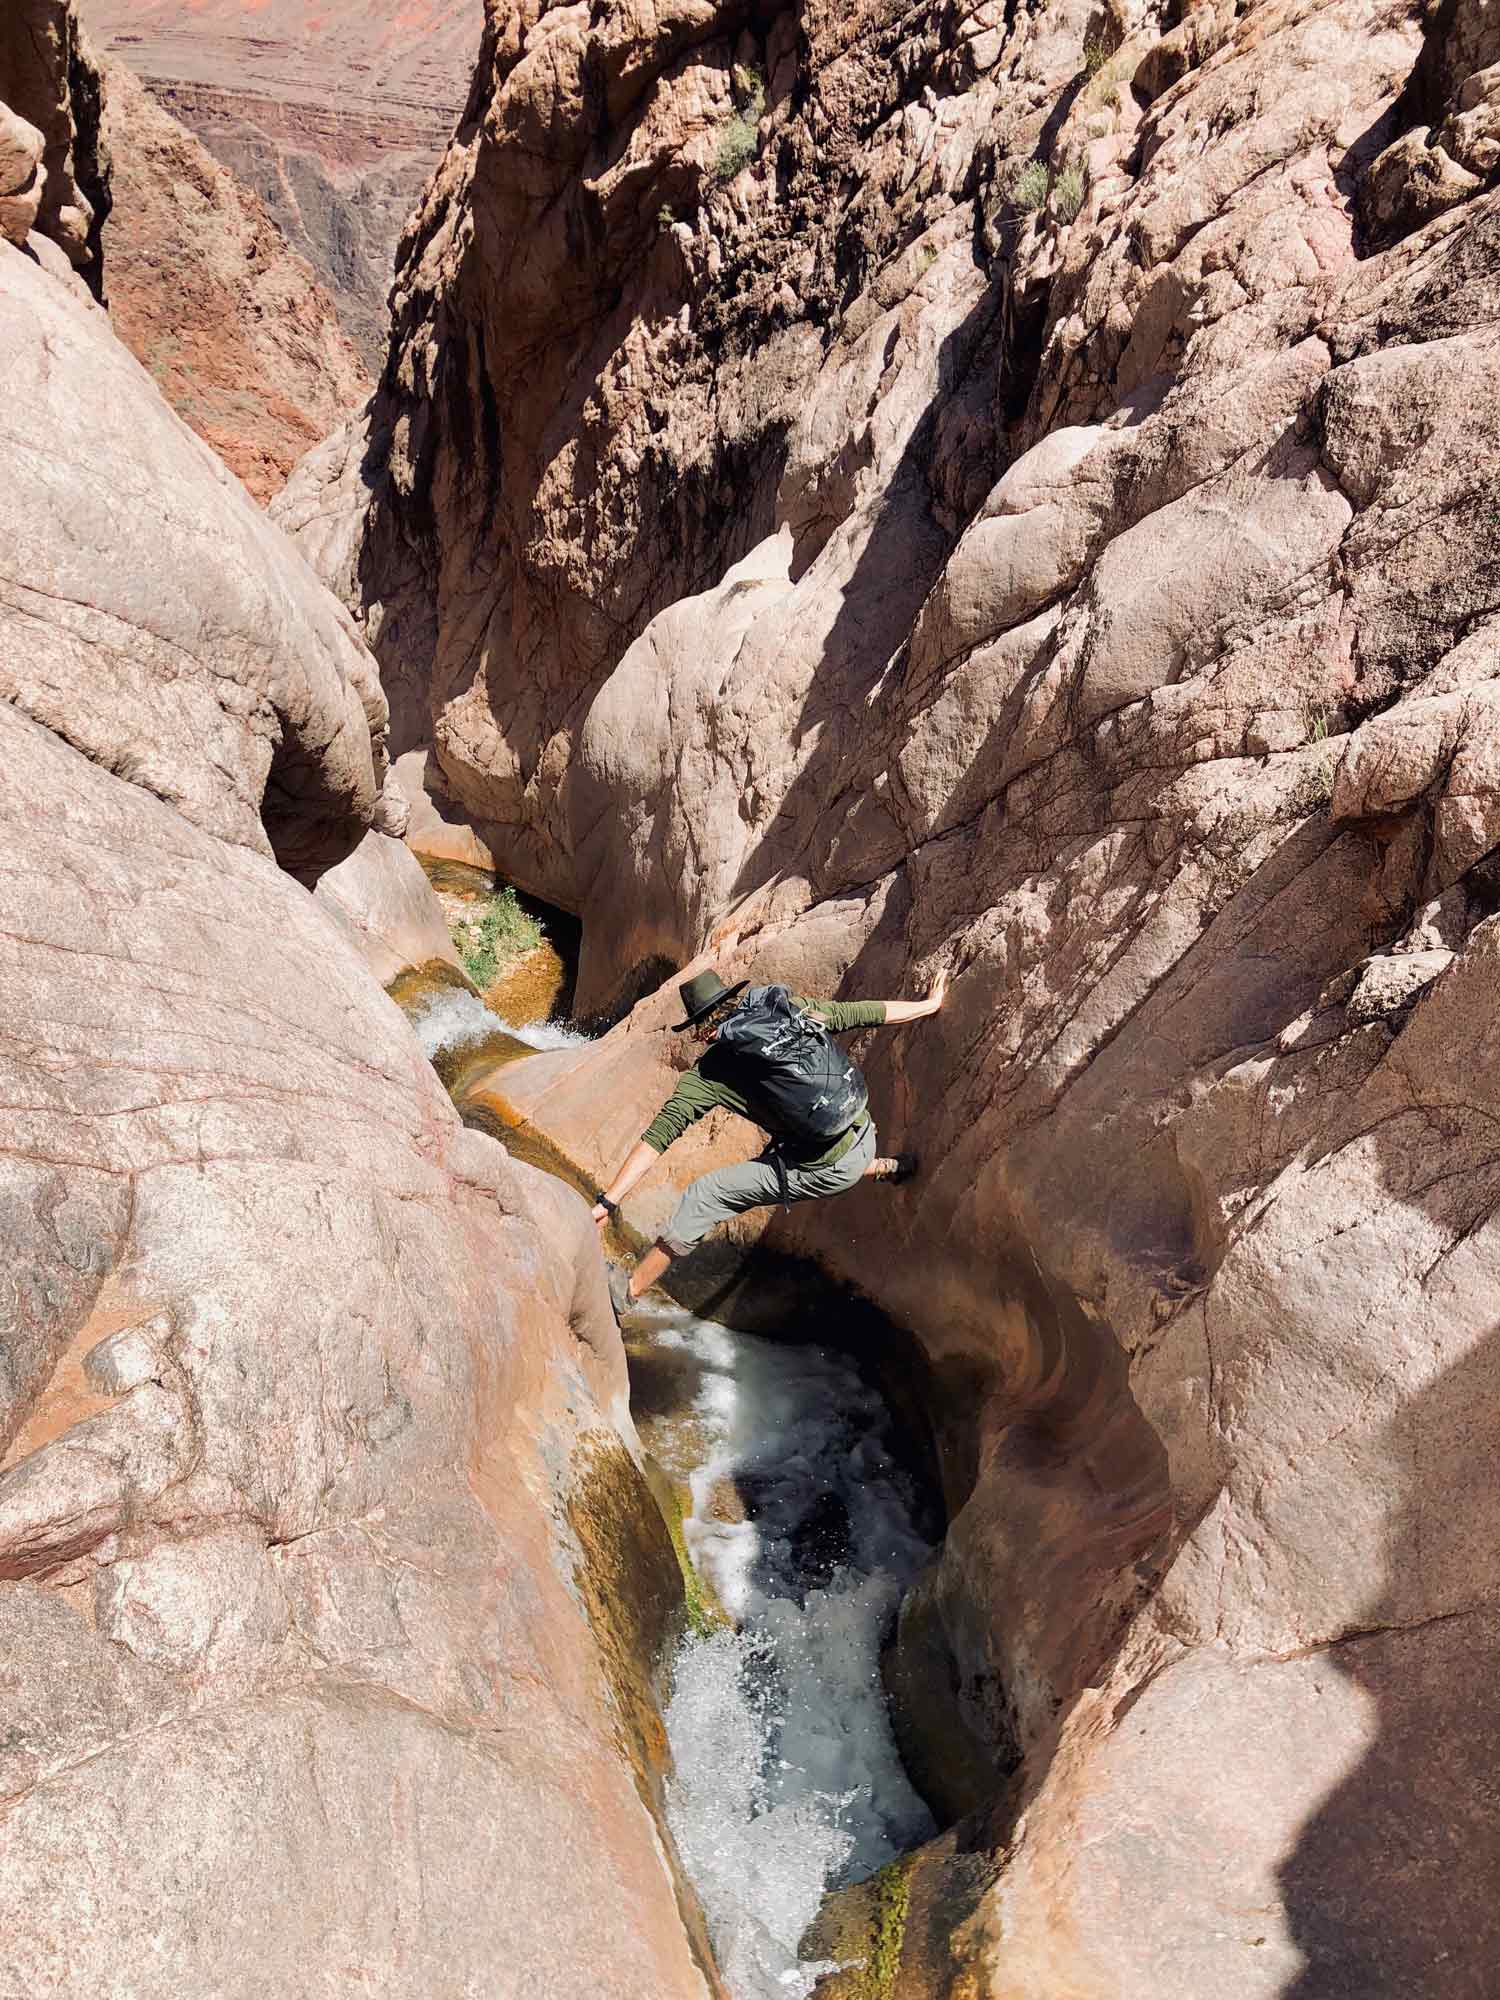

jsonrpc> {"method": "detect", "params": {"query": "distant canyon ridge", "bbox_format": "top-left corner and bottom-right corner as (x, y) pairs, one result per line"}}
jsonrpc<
(81, 0), (481, 367)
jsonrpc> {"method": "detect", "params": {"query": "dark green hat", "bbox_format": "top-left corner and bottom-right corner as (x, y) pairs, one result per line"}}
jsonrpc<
(672, 970), (749, 1031)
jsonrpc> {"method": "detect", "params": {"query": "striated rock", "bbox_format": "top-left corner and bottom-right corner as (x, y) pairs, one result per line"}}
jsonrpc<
(0, 171), (710, 1992)
(99, 59), (370, 503)
(286, 0), (1500, 1987)
(82, 0), (482, 365)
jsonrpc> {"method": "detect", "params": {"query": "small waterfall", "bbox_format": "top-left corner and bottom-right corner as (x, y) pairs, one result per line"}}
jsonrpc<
(406, 984), (586, 1066)
(646, 1309), (937, 1998)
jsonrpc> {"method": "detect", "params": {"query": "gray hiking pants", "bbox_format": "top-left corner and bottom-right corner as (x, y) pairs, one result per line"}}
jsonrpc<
(660, 1119), (878, 1256)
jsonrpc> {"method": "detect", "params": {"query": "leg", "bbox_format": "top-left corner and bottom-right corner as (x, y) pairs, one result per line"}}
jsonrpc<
(627, 1240), (673, 1301)
(626, 1154), (788, 1298)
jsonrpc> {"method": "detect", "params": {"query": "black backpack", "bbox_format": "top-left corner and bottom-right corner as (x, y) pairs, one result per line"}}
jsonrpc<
(712, 985), (868, 1147)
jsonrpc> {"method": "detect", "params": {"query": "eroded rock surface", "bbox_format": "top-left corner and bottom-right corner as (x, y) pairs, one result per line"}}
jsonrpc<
(99, 60), (370, 502)
(0, 238), (389, 877)
(284, 0), (1500, 1988)
(82, 0), (481, 365)
(0, 0), (111, 289)
(0, 110), (707, 1987)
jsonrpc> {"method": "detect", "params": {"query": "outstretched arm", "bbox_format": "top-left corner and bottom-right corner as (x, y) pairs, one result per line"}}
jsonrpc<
(873, 968), (950, 1024)
(591, 1140), (659, 1228)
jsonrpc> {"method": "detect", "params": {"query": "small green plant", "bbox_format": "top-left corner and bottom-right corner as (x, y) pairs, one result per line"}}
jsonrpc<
(714, 64), (766, 180)
(1011, 158), (1051, 211)
(1084, 34), (1115, 74)
(451, 886), (542, 990)
(1288, 745), (1339, 816)
(657, 203), (674, 228)
(1053, 160), (1086, 221)
(865, 1859), (912, 1999)
(1308, 705), (1330, 743)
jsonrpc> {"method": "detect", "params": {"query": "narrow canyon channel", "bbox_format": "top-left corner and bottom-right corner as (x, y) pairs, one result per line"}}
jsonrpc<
(395, 948), (943, 1997)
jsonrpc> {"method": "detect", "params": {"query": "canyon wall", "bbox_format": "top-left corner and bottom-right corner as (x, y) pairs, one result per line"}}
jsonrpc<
(82, 0), (481, 366)
(0, 22), (709, 1991)
(282, 0), (1500, 1988)
(99, 60), (370, 502)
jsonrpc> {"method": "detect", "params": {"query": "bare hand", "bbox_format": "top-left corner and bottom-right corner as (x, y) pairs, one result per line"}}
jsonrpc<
(591, 1203), (611, 1230)
(926, 968), (951, 1014)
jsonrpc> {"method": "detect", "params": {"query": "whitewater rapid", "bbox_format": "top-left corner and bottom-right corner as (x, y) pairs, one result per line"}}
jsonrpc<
(650, 1310), (936, 1998)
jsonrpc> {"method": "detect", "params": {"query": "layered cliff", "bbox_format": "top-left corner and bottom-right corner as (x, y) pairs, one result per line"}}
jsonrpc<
(82, 0), (480, 365)
(100, 60), (369, 502)
(280, 0), (1500, 1987)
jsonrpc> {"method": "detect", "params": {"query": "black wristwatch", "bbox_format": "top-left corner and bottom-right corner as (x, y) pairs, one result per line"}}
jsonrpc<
(596, 1193), (618, 1215)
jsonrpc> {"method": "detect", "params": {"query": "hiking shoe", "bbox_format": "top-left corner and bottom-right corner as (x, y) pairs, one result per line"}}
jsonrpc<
(870, 1153), (919, 1185)
(606, 1262), (634, 1322)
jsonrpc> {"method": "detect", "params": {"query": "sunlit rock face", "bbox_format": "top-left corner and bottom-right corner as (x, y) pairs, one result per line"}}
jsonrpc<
(281, 0), (1500, 1987)
(0, 24), (711, 1983)
(81, 0), (482, 365)
(0, 0), (111, 290)
(99, 59), (370, 503)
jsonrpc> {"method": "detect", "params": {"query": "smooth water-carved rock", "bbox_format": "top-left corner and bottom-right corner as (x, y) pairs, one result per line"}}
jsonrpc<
(0, 236), (389, 876)
(0, 104), (711, 1986)
(285, 0), (1500, 1986)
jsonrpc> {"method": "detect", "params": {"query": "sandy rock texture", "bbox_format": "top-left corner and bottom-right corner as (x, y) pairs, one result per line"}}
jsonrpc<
(99, 60), (370, 502)
(0, 0), (111, 288)
(0, 181), (708, 1998)
(284, 0), (1500, 1988)
(82, 0), (482, 366)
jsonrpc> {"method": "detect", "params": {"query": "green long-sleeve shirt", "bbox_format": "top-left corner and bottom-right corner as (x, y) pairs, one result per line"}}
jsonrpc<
(641, 996), (887, 1166)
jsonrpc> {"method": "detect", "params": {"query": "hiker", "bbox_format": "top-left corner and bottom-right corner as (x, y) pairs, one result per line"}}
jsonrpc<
(591, 966), (951, 1311)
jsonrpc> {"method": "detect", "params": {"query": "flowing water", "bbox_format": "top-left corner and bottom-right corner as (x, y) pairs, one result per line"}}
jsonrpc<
(633, 1306), (937, 1998)
(406, 983), (587, 1064)
(402, 976), (937, 1997)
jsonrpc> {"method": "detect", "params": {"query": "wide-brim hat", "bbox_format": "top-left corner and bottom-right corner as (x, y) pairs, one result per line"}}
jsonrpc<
(672, 970), (749, 1030)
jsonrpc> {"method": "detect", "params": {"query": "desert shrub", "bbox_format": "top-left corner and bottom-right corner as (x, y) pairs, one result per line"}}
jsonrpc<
(1011, 159), (1051, 210)
(1053, 162), (1086, 220)
(451, 887), (543, 990)
(714, 66), (766, 180)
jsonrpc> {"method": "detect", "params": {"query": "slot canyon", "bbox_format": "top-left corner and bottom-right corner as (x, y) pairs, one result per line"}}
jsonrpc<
(4, 0), (1500, 1992)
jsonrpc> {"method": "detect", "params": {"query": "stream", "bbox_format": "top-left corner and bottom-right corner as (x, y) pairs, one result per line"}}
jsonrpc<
(635, 1306), (937, 1997)
(398, 957), (938, 1998)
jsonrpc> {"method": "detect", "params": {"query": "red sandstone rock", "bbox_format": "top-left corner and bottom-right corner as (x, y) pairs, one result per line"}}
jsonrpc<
(0, 40), (711, 1975)
(81, 0), (481, 364)
(280, 0), (1500, 1986)
(99, 59), (370, 503)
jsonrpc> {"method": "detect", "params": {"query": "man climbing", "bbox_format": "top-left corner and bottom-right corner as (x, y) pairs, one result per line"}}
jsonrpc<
(591, 966), (950, 1312)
